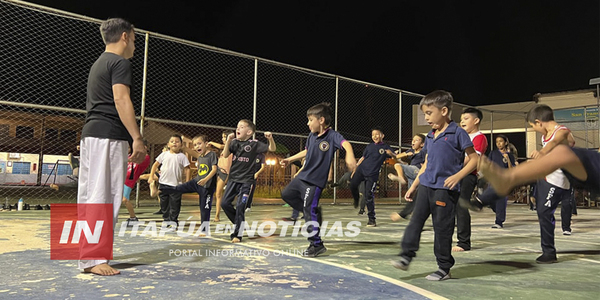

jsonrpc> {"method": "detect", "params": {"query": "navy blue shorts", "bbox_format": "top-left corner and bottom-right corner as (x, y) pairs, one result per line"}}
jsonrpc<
(562, 147), (599, 193)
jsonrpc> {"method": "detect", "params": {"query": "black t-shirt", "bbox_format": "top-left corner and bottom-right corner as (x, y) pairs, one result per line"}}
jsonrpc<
(228, 139), (269, 183)
(81, 52), (133, 142)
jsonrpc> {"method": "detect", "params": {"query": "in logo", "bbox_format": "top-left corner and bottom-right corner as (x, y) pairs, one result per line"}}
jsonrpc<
(319, 141), (330, 152)
(50, 203), (114, 260)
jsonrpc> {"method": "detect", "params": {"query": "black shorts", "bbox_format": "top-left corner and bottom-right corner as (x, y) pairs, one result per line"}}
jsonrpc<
(217, 168), (228, 182)
(562, 147), (600, 193)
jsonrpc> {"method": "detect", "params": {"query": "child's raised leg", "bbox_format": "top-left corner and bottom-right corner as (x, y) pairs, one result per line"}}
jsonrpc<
(213, 176), (226, 222)
(479, 145), (587, 196)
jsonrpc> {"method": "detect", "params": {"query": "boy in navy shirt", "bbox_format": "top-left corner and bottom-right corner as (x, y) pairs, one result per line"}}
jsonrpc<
(349, 127), (392, 227)
(391, 90), (478, 281)
(222, 119), (275, 243)
(281, 102), (357, 257)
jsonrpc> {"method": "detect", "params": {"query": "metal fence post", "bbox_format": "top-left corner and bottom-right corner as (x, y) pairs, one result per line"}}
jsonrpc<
(135, 32), (150, 209)
(333, 76), (339, 205)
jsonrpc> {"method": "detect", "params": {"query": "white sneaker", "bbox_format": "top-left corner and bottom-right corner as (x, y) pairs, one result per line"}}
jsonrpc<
(563, 231), (572, 236)
(245, 207), (251, 213)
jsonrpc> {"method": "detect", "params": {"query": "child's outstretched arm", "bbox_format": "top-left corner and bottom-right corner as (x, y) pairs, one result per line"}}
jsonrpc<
(222, 133), (235, 157)
(444, 147), (478, 189)
(405, 155), (427, 201)
(533, 129), (571, 158)
(148, 161), (160, 184)
(342, 141), (357, 172)
(264, 132), (276, 152)
(254, 163), (266, 180)
(281, 150), (307, 167)
(208, 142), (225, 150)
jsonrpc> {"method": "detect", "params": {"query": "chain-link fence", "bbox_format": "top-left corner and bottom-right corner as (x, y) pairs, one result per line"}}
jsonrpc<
(3, 0), (596, 210)
(0, 0), (428, 208)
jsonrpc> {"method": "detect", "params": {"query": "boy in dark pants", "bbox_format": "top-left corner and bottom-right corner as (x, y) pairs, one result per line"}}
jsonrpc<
(453, 107), (488, 252)
(391, 90), (478, 281)
(527, 105), (575, 263)
(281, 102), (356, 257)
(161, 135), (217, 235)
(349, 127), (392, 227)
(221, 120), (275, 243)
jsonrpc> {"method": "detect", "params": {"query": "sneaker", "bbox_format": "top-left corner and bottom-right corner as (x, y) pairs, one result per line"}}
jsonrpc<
(491, 224), (503, 229)
(163, 224), (176, 232)
(536, 253), (558, 264)
(245, 207), (251, 213)
(329, 182), (340, 188)
(302, 244), (327, 257)
(282, 217), (297, 223)
(126, 217), (139, 226)
(563, 231), (572, 236)
(391, 257), (410, 270)
(358, 209), (365, 216)
(425, 269), (451, 281)
(282, 203), (290, 208)
(367, 219), (377, 227)
(459, 195), (483, 212)
(153, 209), (163, 215)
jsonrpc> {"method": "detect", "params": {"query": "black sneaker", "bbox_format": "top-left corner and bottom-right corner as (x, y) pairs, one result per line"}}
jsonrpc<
(302, 244), (327, 257)
(153, 210), (163, 215)
(282, 217), (297, 223)
(358, 209), (365, 216)
(367, 219), (377, 227)
(536, 253), (558, 264)
(126, 217), (139, 226)
(329, 182), (340, 188)
(391, 256), (410, 270)
(459, 195), (483, 212)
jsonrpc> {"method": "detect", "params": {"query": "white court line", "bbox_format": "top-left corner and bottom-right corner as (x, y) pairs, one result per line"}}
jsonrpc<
(578, 258), (600, 264)
(205, 235), (448, 300)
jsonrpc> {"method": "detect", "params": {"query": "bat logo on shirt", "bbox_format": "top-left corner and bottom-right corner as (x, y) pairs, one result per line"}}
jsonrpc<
(319, 141), (330, 152)
(197, 164), (209, 176)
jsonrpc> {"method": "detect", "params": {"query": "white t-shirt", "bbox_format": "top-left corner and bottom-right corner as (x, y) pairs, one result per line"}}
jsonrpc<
(542, 125), (572, 189)
(155, 151), (190, 187)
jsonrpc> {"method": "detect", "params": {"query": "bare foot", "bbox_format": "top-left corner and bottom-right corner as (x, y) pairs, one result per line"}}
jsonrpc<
(452, 246), (465, 252)
(149, 182), (158, 197)
(83, 263), (120, 276)
(50, 184), (59, 191)
(388, 173), (406, 185)
(212, 216), (220, 222)
(478, 155), (513, 196)
(390, 212), (404, 222)
(231, 237), (241, 243)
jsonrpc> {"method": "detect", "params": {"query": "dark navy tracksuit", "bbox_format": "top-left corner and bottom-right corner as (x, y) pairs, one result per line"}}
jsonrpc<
(349, 142), (392, 221)
(400, 121), (473, 273)
(221, 139), (269, 241)
(281, 129), (346, 247)
(478, 149), (516, 227)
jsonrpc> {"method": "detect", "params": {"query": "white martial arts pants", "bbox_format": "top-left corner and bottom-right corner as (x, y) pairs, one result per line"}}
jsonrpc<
(77, 137), (128, 269)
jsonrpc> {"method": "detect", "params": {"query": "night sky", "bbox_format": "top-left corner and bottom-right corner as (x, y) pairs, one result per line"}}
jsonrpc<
(26, 0), (600, 106)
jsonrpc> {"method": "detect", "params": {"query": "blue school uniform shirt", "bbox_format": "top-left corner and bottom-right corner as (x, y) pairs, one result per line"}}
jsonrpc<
(295, 128), (346, 189)
(488, 149), (515, 169)
(419, 121), (473, 191)
(356, 142), (392, 181)
(406, 149), (426, 169)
